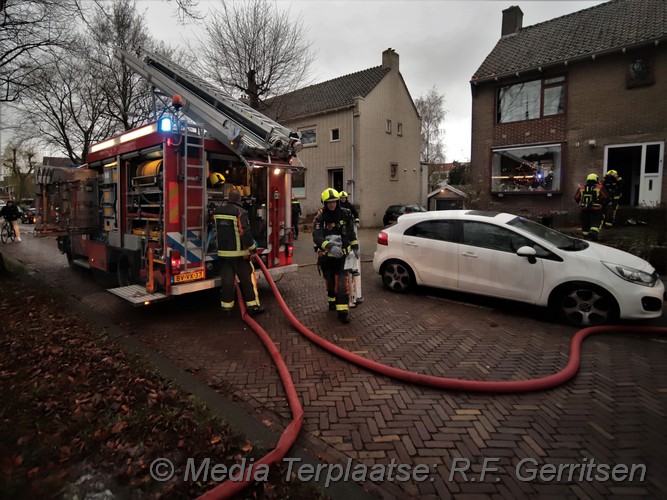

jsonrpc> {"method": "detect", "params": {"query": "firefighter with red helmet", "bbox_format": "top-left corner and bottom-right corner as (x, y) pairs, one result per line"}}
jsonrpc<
(574, 173), (609, 240)
(312, 188), (359, 323)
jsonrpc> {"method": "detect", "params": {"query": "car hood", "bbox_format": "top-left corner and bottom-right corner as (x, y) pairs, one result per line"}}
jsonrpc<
(573, 241), (655, 272)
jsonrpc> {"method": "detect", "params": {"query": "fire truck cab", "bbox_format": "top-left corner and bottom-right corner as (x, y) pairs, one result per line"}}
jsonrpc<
(35, 49), (302, 305)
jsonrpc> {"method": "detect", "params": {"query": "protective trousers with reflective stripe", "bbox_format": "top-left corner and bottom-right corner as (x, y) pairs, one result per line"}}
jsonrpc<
(318, 255), (349, 312)
(219, 256), (260, 310)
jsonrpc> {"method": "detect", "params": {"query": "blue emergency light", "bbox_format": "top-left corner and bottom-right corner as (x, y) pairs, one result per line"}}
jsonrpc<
(159, 117), (172, 132)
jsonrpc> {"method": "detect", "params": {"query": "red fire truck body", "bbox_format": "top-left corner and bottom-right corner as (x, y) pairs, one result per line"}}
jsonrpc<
(35, 49), (301, 305)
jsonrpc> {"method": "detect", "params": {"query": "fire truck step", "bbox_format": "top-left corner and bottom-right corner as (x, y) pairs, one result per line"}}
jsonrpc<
(72, 258), (91, 269)
(107, 284), (169, 305)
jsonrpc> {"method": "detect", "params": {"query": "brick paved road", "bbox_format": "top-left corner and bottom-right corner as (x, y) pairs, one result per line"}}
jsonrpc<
(4, 226), (667, 499)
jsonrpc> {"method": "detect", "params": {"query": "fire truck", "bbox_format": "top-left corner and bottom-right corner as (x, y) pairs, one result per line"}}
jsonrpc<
(35, 48), (303, 305)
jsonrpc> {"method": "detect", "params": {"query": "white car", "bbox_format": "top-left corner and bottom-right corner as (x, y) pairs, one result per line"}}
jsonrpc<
(373, 210), (664, 327)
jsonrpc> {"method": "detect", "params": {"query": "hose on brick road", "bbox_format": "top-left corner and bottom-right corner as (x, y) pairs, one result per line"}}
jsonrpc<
(252, 254), (667, 393)
(197, 284), (304, 500)
(200, 254), (667, 499)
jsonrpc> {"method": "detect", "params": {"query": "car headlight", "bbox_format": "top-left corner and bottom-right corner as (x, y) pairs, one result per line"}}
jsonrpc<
(602, 261), (657, 287)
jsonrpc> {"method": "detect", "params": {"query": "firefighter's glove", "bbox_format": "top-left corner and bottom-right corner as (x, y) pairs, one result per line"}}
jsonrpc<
(329, 246), (344, 259)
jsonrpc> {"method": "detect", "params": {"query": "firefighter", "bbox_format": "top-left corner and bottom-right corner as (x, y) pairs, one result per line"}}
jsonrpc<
(574, 173), (608, 240)
(291, 195), (302, 240)
(213, 189), (264, 317)
(602, 169), (623, 227)
(0, 199), (21, 242)
(313, 188), (359, 323)
(339, 191), (359, 222)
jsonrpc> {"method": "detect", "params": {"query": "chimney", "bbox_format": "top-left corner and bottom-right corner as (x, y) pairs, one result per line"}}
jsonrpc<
(382, 48), (399, 71)
(501, 6), (523, 36)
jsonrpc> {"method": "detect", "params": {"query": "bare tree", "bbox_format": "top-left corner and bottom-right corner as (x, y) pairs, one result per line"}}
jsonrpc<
(198, 0), (315, 108)
(0, 0), (78, 102)
(415, 86), (446, 164)
(83, 0), (155, 131)
(9, 0), (181, 162)
(14, 48), (115, 164)
(2, 141), (38, 200)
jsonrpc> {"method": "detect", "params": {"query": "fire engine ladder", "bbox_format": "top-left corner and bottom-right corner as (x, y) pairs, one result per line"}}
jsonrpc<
(182, 123), (207, 271)
(115, 48), (299, 163)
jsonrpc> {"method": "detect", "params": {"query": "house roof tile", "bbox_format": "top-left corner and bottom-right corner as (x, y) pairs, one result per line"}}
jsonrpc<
(472, 0), (667, 82)
(261, 66), (390, 122)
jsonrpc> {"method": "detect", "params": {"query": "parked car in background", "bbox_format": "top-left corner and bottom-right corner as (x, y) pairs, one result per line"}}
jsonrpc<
(382, 203), (427, 226)
(373, 210), (664, 327)
(21, 207), (36, 224)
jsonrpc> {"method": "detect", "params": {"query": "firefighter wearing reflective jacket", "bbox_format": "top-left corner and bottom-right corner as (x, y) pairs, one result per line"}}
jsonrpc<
(602, 169), (622, 227)
(574, 173), (608, 240)
(313, 188), (359, 323)
(214, 189), (264, 317)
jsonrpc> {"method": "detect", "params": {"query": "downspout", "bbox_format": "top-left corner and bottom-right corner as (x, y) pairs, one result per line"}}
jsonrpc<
(350, 106), (355, 203)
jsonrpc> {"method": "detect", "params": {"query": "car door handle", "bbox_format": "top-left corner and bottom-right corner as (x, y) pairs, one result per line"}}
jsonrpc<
(405, 241), (418, 247)
(461, 252), (478, 258)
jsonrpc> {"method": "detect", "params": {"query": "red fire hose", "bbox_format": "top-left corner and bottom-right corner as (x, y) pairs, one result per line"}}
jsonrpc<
(199, 254), (667, 499)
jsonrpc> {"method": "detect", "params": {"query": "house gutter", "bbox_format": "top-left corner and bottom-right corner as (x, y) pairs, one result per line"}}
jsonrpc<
(471, 38), (665, 85)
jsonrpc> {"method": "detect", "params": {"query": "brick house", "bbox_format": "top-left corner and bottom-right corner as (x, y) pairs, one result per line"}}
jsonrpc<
(263, 49), (423, 227)
(469, 0), (666, 221)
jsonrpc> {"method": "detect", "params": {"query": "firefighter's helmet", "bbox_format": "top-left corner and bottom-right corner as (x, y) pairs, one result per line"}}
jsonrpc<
(321, 188), (340, 204)
(607, 169), (618, 178)
(339, 191), (349, 198)
(586, 173), (599, 182)
(209, 172), (226, 186)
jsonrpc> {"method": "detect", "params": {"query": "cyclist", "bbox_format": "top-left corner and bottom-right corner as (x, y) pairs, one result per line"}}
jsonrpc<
(0, 199), (21, 242)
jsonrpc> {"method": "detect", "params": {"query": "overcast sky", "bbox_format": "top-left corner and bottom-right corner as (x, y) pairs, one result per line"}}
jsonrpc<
(148, 0), (605, 162)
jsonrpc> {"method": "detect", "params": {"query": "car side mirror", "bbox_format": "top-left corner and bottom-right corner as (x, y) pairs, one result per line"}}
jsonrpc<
(516, 245), (537, 264)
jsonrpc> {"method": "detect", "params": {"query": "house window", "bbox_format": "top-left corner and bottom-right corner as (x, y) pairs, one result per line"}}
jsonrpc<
(491, 144), (562, 193)
(386, 119), (392, 134)
(292, 168), (305, 198)
(497, 76), (565, 123)
(331, 128), (340, 141)
(299, 127), (317, 146)
(397, 123), (403, 136)
(390, 163), (398, 181)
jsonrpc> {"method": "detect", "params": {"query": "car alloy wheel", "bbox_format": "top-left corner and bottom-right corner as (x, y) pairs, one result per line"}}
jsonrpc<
(556, 284), (618, 327)
(381, 261), (414, 293)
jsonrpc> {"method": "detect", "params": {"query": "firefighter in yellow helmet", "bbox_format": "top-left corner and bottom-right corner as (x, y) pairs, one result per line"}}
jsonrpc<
(312, 188), (359, 323)
(209, 172), (226, 188)
(574, 173), (609, 240)
(602, 169), (623, 227)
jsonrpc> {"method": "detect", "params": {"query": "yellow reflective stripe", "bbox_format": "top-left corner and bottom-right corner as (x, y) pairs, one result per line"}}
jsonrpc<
(221, 301), (234, 309)
(336, 304), (349, 311)
(321, 241), (329, 251)
(217, 250), (248, 257)
(349, 239), (359, 246)
(327, 297), (336, 303)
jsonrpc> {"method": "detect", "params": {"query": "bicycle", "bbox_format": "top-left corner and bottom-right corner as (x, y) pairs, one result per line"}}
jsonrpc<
(1, 218), (16, 244)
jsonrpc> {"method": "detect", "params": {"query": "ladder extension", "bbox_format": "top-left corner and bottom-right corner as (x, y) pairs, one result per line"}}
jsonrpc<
(115, 48), (300, 163)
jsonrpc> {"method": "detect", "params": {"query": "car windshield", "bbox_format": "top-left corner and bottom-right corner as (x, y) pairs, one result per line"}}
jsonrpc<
(507, 216), (587, 251)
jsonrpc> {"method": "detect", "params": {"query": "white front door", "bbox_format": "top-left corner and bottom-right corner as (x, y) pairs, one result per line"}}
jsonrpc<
(638, 143), (663, 206)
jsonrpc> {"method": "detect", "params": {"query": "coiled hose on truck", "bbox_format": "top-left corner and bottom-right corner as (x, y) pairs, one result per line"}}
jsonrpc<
(199, 254), (667, 499)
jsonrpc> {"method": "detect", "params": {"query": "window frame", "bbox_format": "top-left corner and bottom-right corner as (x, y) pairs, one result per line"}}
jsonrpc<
(397, 122), (403, 136)
(497, 76), (566, 124)
(386, 119), (392, 134)
(299, 126), (317, 146)
(491, 143), (563, 194)
(330, 128), (340, 142)
(291, 168), (306, 198)
(390, 162), (398, 181)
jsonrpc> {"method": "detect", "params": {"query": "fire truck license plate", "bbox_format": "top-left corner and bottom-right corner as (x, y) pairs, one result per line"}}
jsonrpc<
(173, 270), (205, 284)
